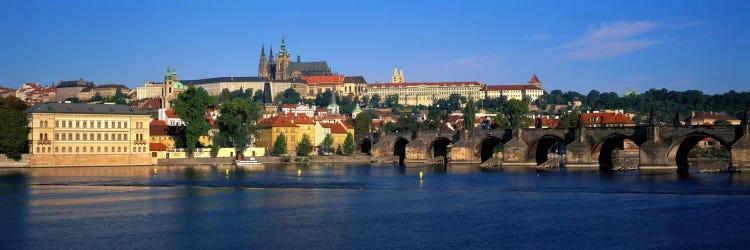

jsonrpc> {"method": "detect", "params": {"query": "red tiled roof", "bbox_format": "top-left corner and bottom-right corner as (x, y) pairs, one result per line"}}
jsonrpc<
(486, 84), (542, 91)
(149, 142), (167, 151)
(368, 81), (482, 88)
(282, 104), (297, 109)
(692, 112), (738, 121)
(528, 74), (541, 83)
(257, 115), (298, 128)
(149, 120), (169, 136)
(140, 98), (161, 109)
(540, 116), (559, 128)
(165, 110), (180, 118)
(316, 107), (327, 112)
(582, 112), (635, 125)
(285, 113), (315, 124)
(321, 122), (348, 134)
(342, 122), (354, 129)
(303, 75), (345, 85)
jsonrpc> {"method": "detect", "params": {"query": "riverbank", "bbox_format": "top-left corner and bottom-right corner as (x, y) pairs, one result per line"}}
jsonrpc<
(156, 154), (374, 166)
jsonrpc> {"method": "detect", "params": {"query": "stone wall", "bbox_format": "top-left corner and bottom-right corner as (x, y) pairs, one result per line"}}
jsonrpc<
(0, 154), (30, 167)
(30, 153), (152, 167)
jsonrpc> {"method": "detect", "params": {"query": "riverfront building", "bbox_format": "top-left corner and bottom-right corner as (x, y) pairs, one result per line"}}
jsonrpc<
(366, 70), (546, 106)
(27, 103), (152, 166)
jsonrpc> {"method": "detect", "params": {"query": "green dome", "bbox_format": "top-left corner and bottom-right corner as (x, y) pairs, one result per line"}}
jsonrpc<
(173, 81), (184, 89)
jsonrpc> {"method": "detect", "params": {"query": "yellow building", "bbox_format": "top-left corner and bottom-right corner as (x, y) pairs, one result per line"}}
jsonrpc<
(343, 76), (367, 97)
(484, 74), (544, 101)
(28, 103), (151, 167)
(320, 122), (354, 151)
(256, 114), (300, 154)
(149, 120), (175, 149)
(367, 81), (484, 106)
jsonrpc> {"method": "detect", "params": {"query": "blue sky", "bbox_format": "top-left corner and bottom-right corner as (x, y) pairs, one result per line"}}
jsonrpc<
(1, 0), (748, 94)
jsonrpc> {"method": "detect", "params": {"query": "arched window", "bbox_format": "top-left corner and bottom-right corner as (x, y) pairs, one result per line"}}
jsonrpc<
(62, 147), (66, 153)
(83, 147), (86, 153)
(76, 147), (79, 152)
(68, 147), (72, 153)
(90, 147), (93, 152)
(124, 134), (127, 140)
(36, 147), (39, 153)
(75, 133), (80, 140)
(111, 147), (114, 152)
(117, 147), (121, 152)
(104, 147), (108, 152)
(55, 133), (59, 140)
(62, 134), (66, 140)
(97, 147), (101, 152)
(55, 147), (59, 153)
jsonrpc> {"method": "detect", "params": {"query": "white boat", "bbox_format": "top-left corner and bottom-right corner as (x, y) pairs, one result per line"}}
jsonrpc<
(234, 157), (262, 166)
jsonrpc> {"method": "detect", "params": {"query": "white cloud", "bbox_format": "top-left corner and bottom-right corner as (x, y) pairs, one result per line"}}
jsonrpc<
(528, 33), (550, 41)
(559, 21), (662, 60)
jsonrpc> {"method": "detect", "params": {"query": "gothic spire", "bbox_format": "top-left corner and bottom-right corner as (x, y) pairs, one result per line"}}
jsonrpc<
(261, 44), (265, 56)
(279, 35), (288, 56)
(296, 48), (301, 63)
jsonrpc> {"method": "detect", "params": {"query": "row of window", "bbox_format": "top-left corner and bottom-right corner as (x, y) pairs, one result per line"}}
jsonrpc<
(34, 146), (148, 154)
(49, 132), (145, 141)
(53, 120), (129, 129)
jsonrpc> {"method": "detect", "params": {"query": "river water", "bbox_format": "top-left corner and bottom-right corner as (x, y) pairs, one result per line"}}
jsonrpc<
(1, 164), (749, 249)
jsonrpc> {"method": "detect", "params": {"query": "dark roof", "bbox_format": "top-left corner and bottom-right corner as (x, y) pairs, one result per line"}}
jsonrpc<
(57, 79), (94, 88)
(96, 84), (129, 89)
(344, 76), (367, 84)
(288, 61), (331, 73)
(181, 77), (265, 85)
(29, 103), (149, 115)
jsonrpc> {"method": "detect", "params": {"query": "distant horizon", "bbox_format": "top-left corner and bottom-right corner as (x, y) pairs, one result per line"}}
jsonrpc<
(2, 0), (748, 94)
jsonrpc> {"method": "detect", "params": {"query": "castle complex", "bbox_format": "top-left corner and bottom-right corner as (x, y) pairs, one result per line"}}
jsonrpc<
(258, 37), (332, 80)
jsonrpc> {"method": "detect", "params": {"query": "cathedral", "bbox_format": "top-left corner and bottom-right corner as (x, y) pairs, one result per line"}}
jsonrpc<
(258, 37), (333, 80)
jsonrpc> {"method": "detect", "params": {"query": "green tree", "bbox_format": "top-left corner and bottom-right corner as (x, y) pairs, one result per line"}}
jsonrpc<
(273, 133), (287, 156)
(385, 94), (399, 108)
(0, 96), (29, 160)
(343, 133), (355, 155)
(396, 113), (419, 132)
(297, 134), (313, 156)
(424, 108), (448, 130)
(353, 111), (372, 135)
(275, 87), (302, 105)
(216, 98), (260, 157)
(559, 108), (582, 128)
(172, 86), (218, 157)
(322, 133), (334, 154)
(463, 98), (477, 130)
(501, 99), (529, 128)
(369, 94), (381, 108)
(252, 89), (264, 103)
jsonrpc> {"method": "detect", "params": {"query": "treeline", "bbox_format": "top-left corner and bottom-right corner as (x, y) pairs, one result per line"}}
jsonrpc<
(539, 89), (750, 123)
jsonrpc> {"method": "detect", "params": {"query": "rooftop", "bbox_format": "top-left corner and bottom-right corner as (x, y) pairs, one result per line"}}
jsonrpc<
(29, 103), (148, 115)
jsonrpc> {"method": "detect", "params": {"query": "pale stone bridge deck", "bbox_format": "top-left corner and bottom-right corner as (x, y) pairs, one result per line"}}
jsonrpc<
(368, 122), (750, 172)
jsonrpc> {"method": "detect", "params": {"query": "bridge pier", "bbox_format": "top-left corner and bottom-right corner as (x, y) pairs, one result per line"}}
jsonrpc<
(565, 126), (597, 168)
(503, 129), (534, 166)
(450, 131), (480, 163)
(405, 138), (426, 163)
(638, 140), (676, 170)
(731, 124), (750, 171)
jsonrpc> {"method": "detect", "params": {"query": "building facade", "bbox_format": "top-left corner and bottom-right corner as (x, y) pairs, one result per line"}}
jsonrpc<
(484, 74), (544, 101)
(54, 78), (95, 101)
(28, 103), (152, 166)
(367, 81), (484, 106)
(258, 37), (333, 80)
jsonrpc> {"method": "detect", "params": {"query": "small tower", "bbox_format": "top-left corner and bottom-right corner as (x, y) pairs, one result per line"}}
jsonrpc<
(391, 66), (399, 83)
(258, 45), (268, 79)
(275, 36), (291, 80)
(398, 68), (405, 83)
(268, 46), (276, 80)
(161, 66), (178, 110)
(296, 49), (301, 63)
(528, 74), (542, 88)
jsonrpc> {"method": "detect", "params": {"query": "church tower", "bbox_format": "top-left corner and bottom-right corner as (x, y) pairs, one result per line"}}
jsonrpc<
(258, 45), (269, 79)
(268, 46), (276, 80)
(528, 74), (542, 88)
(161, 66), (178, 110)
(398, 68), (405, 83)
(391, 66), (399, 83)
(275, 36), (291, 80)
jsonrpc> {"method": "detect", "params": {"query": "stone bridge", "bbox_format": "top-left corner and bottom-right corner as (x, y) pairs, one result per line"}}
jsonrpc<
(368, 122), (750, 172)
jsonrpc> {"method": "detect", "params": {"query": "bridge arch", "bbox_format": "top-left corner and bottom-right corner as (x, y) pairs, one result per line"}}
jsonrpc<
(667, 132), (731, 172)
(528, 135), (566, 165)
(592, 134), (638, 170)
(393, 137), (410, 166)
(359, 138), (372, 154)
(477, 136), (505, 163)
(428, 137), (453, 159)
